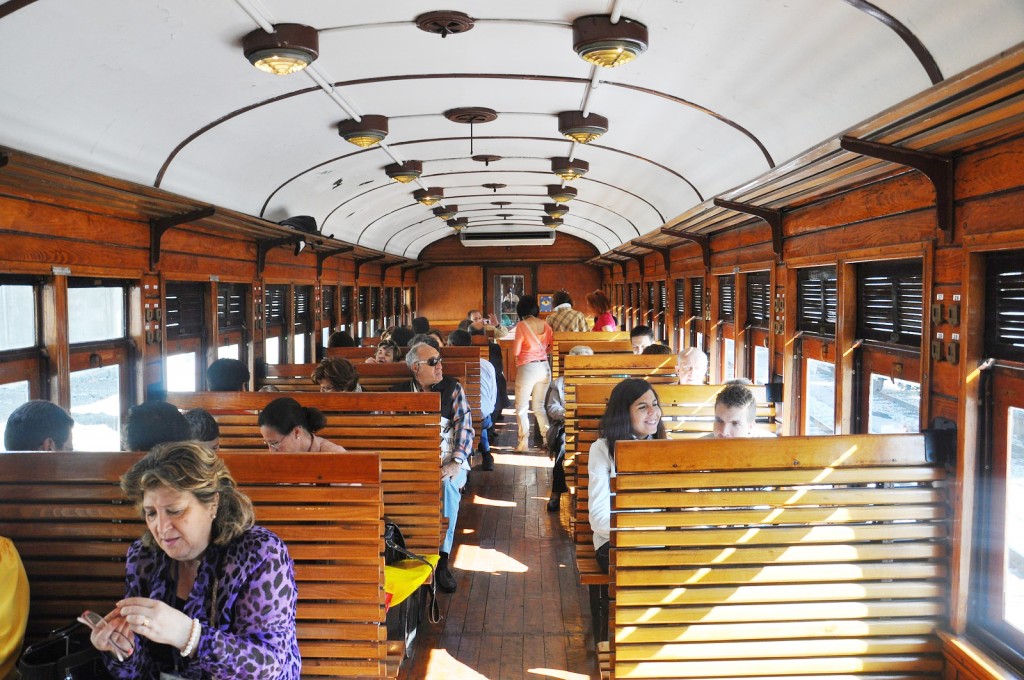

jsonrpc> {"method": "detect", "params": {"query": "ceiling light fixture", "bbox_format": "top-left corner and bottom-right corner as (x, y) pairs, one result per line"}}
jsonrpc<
(551, 157), (590, 181)
(544, 203), (568, 219)
(384, 160), (423, 183)
(482, 183), (506, 193)
(543, 216), (563, 229)
(557, 111), (609, 144)
(413, 187), (444, 206)
(337, 115), (389, 148)
(572, 15), (649, 68)
(243, 24), (319, 75)
(447, 217), (469, 232)
(548, 185), (578, 203)
(433, 205), (458, 220)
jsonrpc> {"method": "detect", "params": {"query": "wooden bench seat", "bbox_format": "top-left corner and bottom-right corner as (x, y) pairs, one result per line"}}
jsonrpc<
(551, 331), (631, 378)
(610, 434), (951, 680)
(0, 450), (388, 679)
(167, 391), (443, 556)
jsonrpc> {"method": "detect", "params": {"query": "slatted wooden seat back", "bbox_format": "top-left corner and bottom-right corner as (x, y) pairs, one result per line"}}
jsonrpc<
(0, 450), (388, 679)
(326, 346), (376, 361)
(166, 391), (442, 555)
(567, 381), (780, 578)
(610, 434), (950, 680)
(259, 361), (469, 403)
(438, 346), (487, 431)
(551, 331), (631, 378)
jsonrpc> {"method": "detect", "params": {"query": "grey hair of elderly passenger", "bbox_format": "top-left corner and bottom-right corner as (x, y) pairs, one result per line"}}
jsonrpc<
(568, 345), (594, 356)
(405, 342), (433, 369)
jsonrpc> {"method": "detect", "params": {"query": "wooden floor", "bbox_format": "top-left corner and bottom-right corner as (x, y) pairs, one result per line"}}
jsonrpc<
(397, 417), (599, 680)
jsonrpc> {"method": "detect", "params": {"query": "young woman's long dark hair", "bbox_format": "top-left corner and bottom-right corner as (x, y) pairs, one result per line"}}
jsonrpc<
(258, 397), (327, 435)
(599, 378), (666, 459)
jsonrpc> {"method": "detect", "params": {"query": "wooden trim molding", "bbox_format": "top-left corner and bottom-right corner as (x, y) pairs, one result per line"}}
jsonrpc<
(939, 632), (1019, 680)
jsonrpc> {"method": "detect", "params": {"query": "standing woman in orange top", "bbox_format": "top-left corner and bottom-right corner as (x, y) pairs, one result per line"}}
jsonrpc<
(587, 290), (617, 332)
(512, 295), (553, 452)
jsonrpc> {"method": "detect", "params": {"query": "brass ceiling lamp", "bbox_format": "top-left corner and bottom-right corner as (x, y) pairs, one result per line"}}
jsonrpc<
(447, 217), (469, 232)
(337, 115), (389, 148)
(572, 15), (648, 68)
(557, 111), (609, 144)
(384, 160), (423, 183)
(413, 187), (444, 206)
(544, 203), (569, 219)
(433, 205), (458, 220)
(548, 185), (578, 203)
(543, 216), (563, 229)
(551, 157), (590, 181)
(243, 24), (319, 75)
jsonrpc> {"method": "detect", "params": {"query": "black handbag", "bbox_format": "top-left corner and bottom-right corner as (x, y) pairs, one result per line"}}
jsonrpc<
(17, 621), (112, 680)
(383, 518), (441, 626)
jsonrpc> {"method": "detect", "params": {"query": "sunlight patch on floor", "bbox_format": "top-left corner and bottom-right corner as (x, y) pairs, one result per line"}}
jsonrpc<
(471, 494), (517, 507)
(420, 648), (490, 680)
(453, 544), (528, 573)
(527, 669), (590, 680)
(492, 452), (554, 468)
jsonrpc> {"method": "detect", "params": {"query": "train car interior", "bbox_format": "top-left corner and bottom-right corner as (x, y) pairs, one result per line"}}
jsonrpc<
(1, 1), (1024, 679)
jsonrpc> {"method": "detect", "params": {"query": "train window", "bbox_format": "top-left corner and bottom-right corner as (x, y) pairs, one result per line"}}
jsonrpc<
(369, 286), (380, 338)
(985, 252), (1024, 362)
(719, 275), (735, 381)
(857, 260), (923, 346)
(322, 285), (337, 347)
(691, 277), (705, 352)
(746, 272), (771, 384)
(657, 281), (667, 341)
(69, 363), (121, 450)
(264, 285), (288, 364)
(645, 282), (655, 333)
(340, 286), (353, 334)
(0, 381), (31, 450)
(165, 283), (205, 392)
(217, 282), (248, 364)
(68, 281), (124, 344)
(796, 268), (837, 434)
(294, 286), (312, 364)
(804, 357), (835, 434)
(0, 281), (36, 351)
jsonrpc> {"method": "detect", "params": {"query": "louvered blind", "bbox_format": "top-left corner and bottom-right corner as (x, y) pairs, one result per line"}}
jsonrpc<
(797, 267), (837, 337)
(719, 275), (735, 322)
(691, 278), (704, 318)
(857, 261), (923, 346)
(986, 252), (1024, 361)
(646, 282), (655, 325)
(392, 288), (402, 324)
(165, 282), (205, 340)
(265, 285), (287, 328)
(358, 287), (368, 323)
(673, 279), (686, 321)
(294, 286), (312, 332)
(747, 272), (771, 327)
(322, 286), (337, 328)
(339, 286), (352, 322)
(217, 283), (247, 330)
(370, 287), (380, 320)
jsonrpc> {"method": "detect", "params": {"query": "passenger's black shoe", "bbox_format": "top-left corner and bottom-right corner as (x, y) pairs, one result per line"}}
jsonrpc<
(480, 451), (495, 471)
(546, 495), (560, 512)
(436, 552), (457, 593)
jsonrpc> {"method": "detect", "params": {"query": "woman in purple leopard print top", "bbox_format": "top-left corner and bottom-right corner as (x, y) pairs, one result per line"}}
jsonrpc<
(87, 441), (301, 679)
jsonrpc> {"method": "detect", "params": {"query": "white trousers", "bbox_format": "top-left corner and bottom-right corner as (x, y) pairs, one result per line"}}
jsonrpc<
(515, 360), (551, 443)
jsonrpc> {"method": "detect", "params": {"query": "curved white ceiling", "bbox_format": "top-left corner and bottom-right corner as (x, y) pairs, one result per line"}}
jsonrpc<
(0, 0), (1021, 258)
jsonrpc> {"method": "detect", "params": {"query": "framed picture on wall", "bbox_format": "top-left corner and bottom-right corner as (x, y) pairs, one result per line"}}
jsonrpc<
(539, 294), (554, 313)
(495, 274), (524, 327)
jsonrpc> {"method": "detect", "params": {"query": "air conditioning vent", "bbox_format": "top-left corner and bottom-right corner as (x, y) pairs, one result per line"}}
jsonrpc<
(460, 228), (556, 247)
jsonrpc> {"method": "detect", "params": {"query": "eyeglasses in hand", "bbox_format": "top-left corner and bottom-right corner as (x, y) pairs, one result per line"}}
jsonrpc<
(78, 610), (135, 661)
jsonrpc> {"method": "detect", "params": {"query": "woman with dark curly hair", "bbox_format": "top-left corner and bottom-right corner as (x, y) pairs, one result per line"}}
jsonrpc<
(87, 441), (301, 679)
(311, 356), (362, 392)
(258, 397), (346, 452)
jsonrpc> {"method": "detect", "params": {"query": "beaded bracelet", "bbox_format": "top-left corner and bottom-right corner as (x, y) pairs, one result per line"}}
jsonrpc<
(180, 618), (201, 657)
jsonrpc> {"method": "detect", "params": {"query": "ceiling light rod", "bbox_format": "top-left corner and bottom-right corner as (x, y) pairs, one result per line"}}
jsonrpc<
(610, 0), (627, 24)
(581, 66), (602, 117)
(377, 141), (405, 166)
(233, 0), (274, 33)
(304, 65), (362, 121)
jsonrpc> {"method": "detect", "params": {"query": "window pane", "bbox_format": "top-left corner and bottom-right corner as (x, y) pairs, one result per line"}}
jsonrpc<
(724, 337), (735, 381)
(295, 336), (306, 364)
(1006, 406), (1024, 634)
(69, 287), (123, 343)
(868, 373), (920, 433)
(166, 352), (196, 392)
(323, 328), (330, 347)
(805, 358), (835, 436)
(754, 346), (770, 385)
(0, 381), (31, 450)
(266, 337), (280, 364)
(70, 365), (120, 451)
(0, 285), (36, 350)
(218, 344), (239, 360)
(696, 332), (703, 352)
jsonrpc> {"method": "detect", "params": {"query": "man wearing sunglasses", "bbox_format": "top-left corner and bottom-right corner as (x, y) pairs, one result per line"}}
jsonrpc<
(390, 340), (474, 594)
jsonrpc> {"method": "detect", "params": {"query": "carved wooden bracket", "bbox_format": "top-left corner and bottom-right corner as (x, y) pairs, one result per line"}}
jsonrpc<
(353, 255), (385, 281)
(616, 250), (648, 279)
(713, 198), (783, 261)
(150, 207), (215, 270)
(257, 234), (304, 278)
(840, 135), (954, 243)
(659, 228), (711, 270)
(401, 263), (427, 285)
(0, 152), (8, 168)
(632, 240), (672, 274)
(315, 246), (354, 278)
